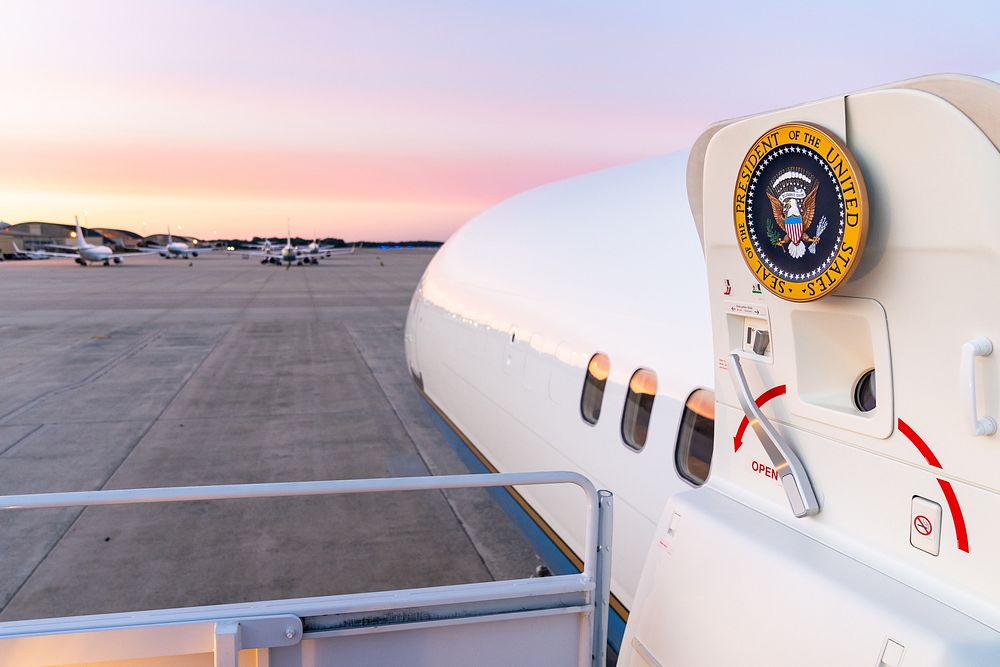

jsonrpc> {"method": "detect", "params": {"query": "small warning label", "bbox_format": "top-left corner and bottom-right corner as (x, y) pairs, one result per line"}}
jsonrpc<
(914, 515), (933, 537)
(725, 301), (767, 318)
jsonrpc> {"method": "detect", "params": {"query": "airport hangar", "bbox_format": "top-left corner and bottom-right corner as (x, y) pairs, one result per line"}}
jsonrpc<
(0, 221), (205, 258)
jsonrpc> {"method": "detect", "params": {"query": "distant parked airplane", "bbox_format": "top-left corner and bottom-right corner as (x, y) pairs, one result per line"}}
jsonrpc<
(16, 217), (131, 266)
(249, 239), (275, 253)
(10, 242), (52, 260)
(244, 230), (356, 266)
(141, 226), (209, 259)
(300, 236), (346, 257)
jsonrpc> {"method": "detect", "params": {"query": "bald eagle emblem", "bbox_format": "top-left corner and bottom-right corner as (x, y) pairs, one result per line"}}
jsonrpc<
(765, 168), (827, 259)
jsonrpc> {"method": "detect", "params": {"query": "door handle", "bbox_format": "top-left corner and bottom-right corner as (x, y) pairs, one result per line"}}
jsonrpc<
(961, 337), (996, 436)
(728, 353), (820, 517)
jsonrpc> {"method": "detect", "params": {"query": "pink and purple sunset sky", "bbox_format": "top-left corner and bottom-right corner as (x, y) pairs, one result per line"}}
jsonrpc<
(0, 1), (996, 241)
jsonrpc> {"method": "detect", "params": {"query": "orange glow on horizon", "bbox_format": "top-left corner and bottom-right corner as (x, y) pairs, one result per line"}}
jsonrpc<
(0, 139), (645, 241)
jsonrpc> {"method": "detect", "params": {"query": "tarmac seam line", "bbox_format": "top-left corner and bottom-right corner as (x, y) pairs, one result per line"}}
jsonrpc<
(0, 424), (44, 458)
(0, 327), (230, 615)
(0, 507), (87, 613)
(344, 325), (497, 581)
(0, 331), (164, 423)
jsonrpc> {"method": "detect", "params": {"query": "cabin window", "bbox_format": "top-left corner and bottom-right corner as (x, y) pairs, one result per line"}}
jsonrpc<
(580, 353), (610, 425)
(675, 389), (715, 485)
(621, 369), (657, 451)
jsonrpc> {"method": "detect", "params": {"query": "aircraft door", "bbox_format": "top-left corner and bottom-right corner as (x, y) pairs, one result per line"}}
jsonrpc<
(622, 76), (1000, 666)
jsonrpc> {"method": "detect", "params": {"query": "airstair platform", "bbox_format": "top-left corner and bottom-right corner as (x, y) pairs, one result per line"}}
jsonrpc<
(0, 472), (612, 667)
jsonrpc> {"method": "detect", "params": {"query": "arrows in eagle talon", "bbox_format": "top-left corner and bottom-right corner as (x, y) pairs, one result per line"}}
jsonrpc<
(808, 216), (828, 254)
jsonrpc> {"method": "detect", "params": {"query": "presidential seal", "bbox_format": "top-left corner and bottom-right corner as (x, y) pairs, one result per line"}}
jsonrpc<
(733, 122), (867, 302)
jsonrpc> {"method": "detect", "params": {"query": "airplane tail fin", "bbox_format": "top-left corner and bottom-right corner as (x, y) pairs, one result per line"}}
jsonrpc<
(74, 216), (86, 249)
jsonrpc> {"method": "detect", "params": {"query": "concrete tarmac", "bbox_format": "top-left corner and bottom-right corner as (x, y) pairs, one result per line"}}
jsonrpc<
(0, 250), (541, 621)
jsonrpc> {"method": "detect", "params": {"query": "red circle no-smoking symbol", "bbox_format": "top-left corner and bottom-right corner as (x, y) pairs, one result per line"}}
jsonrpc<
(914, 515), (933, 537)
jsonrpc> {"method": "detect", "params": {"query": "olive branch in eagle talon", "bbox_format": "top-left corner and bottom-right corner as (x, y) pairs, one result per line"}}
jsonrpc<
(766, 183), (819, 250)
(766, 218), (784, 247)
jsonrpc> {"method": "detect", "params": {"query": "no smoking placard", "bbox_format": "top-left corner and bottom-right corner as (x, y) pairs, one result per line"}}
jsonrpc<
(910, 497), (942, 556)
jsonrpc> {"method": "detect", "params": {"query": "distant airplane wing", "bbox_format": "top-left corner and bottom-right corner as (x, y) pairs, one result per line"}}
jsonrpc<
(137, 245), (213, 255)
(27, 241), (134, 259)
(235, 249), (278, 258)
(11, 242), (57, 259)
(13, 245), (78, 259)
(317, 244), (357, 256)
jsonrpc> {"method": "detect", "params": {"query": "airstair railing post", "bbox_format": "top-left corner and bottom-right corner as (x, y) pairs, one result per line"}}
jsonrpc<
(591, 490), (613, 667)
(214, 621), (241, 667)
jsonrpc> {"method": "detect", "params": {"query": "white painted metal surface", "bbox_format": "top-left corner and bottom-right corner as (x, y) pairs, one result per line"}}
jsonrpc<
(0, 472), (612, 667)
(406, 151), (713, 611)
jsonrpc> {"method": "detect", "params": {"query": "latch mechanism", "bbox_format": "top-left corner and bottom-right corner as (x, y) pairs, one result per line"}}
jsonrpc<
(728, 353), (820, 517)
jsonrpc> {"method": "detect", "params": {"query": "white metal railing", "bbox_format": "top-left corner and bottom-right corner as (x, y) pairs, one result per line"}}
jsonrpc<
(0, 471), (613, 667)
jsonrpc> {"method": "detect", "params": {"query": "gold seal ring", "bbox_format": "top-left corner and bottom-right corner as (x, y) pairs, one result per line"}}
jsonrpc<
(733, 122), (867, 302)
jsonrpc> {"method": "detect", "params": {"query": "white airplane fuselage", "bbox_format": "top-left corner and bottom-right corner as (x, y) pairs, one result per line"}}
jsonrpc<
(78, 244), (116, 263)
(405, 152), (712, 616)
(73, 224), (124, 265)
(162, 241), (194, 258)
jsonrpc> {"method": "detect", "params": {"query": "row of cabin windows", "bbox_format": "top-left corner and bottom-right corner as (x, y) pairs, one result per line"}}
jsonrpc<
(580, 353), (715, 485)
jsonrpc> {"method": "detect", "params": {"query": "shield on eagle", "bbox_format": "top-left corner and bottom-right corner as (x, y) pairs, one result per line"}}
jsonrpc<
(786, 217), (803, 244)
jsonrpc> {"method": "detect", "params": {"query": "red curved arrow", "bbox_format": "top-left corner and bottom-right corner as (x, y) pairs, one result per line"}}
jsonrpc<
(898, 418), (969, 553)
(733, 384), (787, 452)
(937, 480), (969, 554)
